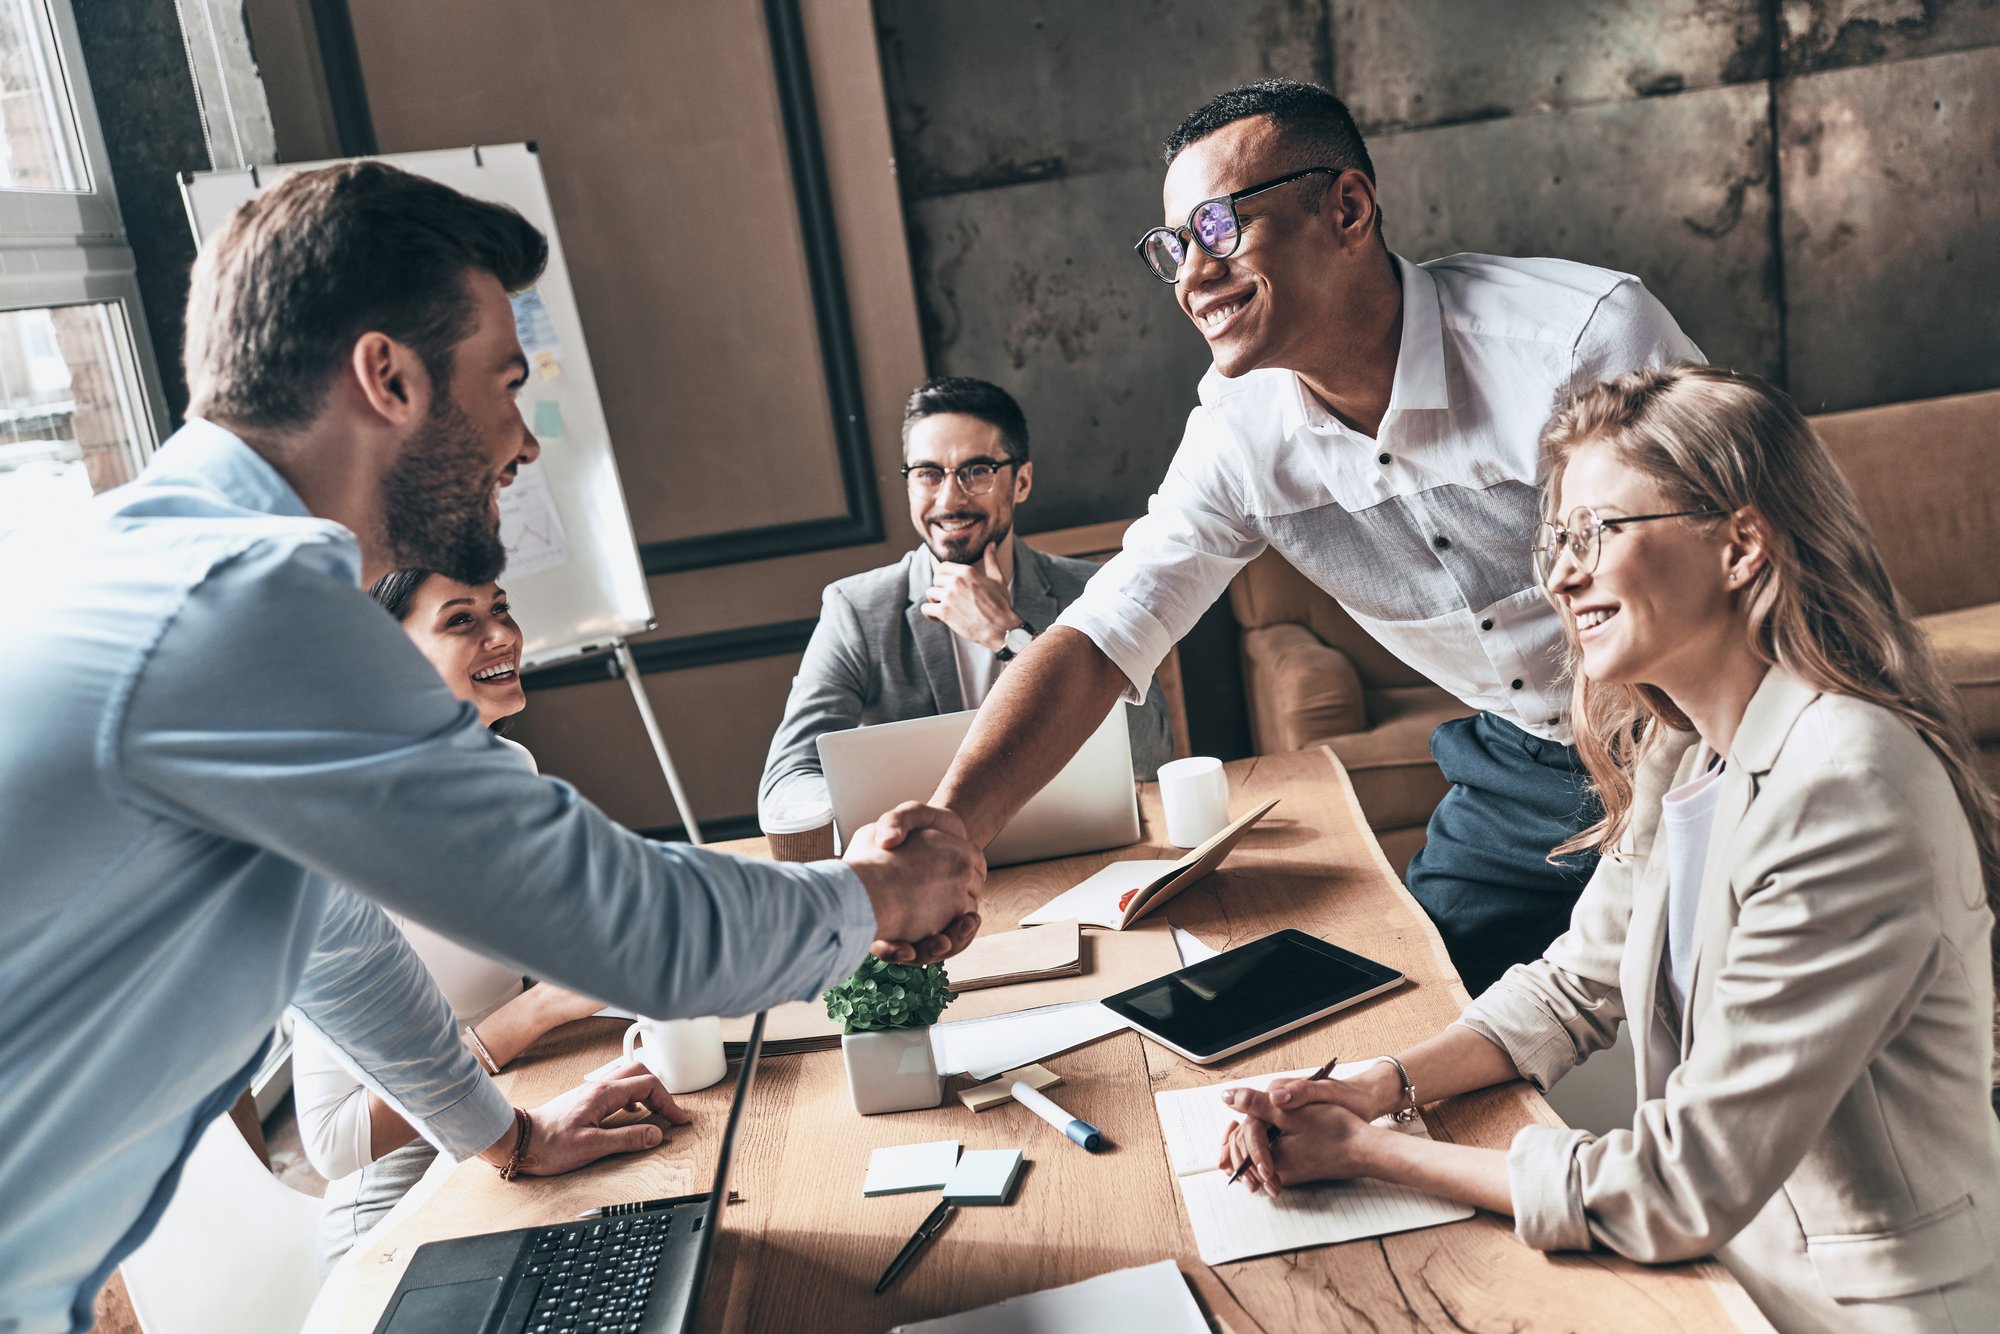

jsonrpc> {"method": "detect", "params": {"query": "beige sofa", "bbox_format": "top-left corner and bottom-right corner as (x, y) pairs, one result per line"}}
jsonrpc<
(1230, 388), (2000, 870)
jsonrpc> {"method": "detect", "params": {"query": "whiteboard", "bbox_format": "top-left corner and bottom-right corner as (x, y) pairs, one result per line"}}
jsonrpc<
(181, 144), (654, 669)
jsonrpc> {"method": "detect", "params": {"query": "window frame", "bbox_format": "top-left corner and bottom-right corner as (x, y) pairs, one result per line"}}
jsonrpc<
(0, 0), (170, 477)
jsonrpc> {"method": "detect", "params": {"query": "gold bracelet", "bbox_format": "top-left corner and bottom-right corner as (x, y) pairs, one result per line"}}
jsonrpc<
(1376, 1055), (1419, 1123)
(464, 1025), (499, 1075)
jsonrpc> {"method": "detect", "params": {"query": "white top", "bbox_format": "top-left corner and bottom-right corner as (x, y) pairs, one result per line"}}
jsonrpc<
(1056, 253), (1701, 744)
(291, 735), (539, 1181)
(1646, 758), (1727, 1098)
(920, 547), (1007, 709)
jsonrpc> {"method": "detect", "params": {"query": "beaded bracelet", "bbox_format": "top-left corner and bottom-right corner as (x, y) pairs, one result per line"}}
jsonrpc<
(1375, 1054), (1420, 1123)
(496, 1106), (532, 1181)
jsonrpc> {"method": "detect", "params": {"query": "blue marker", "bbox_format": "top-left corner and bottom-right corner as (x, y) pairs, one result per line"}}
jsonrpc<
(1010, 1080), (1105, 1151)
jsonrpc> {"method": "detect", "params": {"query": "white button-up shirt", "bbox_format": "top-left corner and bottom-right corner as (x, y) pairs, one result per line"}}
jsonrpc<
(1059, 252), (1701, 744)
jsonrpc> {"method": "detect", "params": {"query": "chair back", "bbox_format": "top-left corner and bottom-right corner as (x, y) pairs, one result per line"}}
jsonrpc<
(121, 1111), (324, 1334)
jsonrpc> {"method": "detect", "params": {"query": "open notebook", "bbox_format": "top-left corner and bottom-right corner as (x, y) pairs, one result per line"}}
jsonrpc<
(1154, 1064), (1474, 1265)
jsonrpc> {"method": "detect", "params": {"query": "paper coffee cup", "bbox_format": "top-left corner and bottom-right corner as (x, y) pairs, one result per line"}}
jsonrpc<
(763, 800), (836, 863)
(1157, 756), (1230, 848)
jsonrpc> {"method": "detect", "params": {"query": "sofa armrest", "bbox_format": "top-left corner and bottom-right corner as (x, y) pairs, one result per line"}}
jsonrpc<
(1240, 622), (1368, 753)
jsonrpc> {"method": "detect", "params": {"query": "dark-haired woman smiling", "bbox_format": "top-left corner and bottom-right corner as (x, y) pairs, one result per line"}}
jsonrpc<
(1220, 367), (2000, 1332)
(292, 572), (670, 1270)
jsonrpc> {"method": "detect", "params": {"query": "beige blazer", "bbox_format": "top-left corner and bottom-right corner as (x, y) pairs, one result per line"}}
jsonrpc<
(1459, 667), (2000, 1333)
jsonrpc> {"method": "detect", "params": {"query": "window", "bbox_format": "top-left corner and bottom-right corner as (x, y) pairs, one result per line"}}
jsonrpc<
(0, 0), (166, 543)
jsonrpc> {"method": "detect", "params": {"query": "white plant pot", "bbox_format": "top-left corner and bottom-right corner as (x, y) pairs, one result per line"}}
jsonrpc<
(841, 1027), (943, 1115)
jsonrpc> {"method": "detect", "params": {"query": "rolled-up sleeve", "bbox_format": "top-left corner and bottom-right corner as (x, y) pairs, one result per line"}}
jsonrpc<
(111, 538), (880, 1022)
(288, 889), (513, 1163)
(1057, 408), (1265, 703)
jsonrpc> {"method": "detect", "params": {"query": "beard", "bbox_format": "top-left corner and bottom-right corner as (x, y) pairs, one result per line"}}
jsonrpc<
(932, 513), (1012, 566)
(380, 389), (509, 585)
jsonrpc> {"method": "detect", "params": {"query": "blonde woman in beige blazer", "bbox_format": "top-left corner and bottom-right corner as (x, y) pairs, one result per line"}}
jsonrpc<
(1220, 366), (2000, 1333)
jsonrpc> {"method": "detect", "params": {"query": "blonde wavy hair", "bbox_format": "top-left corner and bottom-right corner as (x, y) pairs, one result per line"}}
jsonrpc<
(1541, 366), (2000, 1079)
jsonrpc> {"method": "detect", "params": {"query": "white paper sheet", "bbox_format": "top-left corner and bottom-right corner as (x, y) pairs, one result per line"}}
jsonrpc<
(928, 1001), (1129, 1080)
(889, 1259), (1206, 1334)
(1153, 1067), (1474, 1266)
(497, 458), (571, 579)
(1017, 860), (1179, 929)
(1171, 928), (1220, 966)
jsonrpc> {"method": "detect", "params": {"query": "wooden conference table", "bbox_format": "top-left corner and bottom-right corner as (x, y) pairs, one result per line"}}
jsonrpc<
(319, 748), (1770, 1332)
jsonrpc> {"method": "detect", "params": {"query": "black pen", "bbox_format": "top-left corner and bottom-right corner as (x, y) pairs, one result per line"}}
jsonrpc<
(576, 1189), (739, 1219)
(1226, 1055), (1339, 1187)
(874, 1200), (954, 1295)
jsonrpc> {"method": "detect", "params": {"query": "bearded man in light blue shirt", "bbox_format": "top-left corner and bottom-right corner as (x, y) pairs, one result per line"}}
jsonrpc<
(0, 162), (981, 1333)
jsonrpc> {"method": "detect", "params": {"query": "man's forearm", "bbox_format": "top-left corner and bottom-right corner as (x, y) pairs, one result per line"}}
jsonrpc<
(933, 626), (1130, 846)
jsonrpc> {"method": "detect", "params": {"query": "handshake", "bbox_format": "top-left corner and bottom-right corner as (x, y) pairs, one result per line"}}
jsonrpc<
(842, 801), (986, 965)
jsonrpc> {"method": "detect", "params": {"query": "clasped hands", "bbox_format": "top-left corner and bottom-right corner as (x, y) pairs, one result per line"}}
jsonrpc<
(844, 800), (985, 965)
(1216, 1063), (1403, 1196)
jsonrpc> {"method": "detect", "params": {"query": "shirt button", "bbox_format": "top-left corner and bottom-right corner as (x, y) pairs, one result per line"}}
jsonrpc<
(1511, 679), (1524, 690)
(1480, 618), (1494, 631)
(1432, 535), (1451, 550)
(1377, 453), (1391, 466)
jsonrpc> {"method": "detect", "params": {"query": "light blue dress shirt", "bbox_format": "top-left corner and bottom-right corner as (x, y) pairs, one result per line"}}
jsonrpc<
(0, 421), (877, 1334)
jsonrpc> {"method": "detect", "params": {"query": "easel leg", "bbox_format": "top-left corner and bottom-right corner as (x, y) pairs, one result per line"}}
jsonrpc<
(614, 640), (704, 845)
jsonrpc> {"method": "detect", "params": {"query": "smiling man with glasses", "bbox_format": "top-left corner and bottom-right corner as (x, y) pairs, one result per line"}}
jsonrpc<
(759, 376), (1172, 827)
(907, 79), (1707, 997)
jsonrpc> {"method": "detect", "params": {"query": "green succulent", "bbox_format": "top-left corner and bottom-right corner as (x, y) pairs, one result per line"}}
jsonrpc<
(823, 957), (957, 1034)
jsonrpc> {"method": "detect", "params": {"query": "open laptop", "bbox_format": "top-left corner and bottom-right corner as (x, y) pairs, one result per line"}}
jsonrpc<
(818, 705), (1140, 867)
(370, 1013), (768, 1334)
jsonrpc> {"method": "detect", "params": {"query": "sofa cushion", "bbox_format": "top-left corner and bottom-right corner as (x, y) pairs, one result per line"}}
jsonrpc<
(1811, 390), (2000, 618)
(1241, 623), (1367, 752)
(1319, 687), (1470, 831)
(1919, 603), (2000, 744)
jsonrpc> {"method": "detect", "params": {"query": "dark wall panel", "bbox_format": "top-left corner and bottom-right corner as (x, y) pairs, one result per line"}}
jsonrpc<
(1374, 82), (1782, 379)
(1780, 44), (2000, 411)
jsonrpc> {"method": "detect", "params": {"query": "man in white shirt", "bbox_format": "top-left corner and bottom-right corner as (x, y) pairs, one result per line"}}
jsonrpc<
(759, 377), (1171, 826)
(908, 80), (1701, 994)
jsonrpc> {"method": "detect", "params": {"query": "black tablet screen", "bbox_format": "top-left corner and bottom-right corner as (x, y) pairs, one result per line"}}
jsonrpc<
(1102, 930), (1400, 1058)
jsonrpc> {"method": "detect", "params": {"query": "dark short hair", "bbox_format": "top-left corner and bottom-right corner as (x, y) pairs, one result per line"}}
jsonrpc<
(184, 161), (549, 430)
(369, 568), (434, 621)
(1162, 79), (1376, 208)
(902, 376), (1030, 463)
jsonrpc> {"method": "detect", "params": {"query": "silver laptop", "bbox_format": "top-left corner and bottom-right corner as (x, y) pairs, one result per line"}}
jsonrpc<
(817, 706), (1140, 866)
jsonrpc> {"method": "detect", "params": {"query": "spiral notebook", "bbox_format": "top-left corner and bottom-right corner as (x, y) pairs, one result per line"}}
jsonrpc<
(1153, 1065), (1473, 1265)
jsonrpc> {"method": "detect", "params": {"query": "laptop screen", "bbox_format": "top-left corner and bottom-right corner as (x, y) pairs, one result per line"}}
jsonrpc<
(677, 1009), (764, 1333)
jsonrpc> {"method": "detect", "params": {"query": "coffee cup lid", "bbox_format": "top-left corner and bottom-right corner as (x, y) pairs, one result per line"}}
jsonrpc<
(761, 800), (835, 835)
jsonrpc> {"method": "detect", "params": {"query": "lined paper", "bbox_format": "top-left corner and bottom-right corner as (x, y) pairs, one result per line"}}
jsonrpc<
(1154, 1066), (1473, 1266)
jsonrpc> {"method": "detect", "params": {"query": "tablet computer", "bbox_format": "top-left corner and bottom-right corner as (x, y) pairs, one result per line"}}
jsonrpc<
(1101, 929), (1405, 1065)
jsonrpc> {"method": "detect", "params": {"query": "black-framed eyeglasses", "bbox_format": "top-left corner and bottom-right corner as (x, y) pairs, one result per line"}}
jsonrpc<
(1531, 505), (1724, 587)
(900, 458), (1021, 495)
(1134, 167), (1340, 284)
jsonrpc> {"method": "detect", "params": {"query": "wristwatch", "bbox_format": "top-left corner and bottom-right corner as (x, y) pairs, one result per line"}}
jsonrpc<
(994, 621), (1034, 662)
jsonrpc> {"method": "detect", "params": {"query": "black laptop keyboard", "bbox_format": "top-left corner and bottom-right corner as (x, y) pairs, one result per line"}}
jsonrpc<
(520, 1211), (690, 1333)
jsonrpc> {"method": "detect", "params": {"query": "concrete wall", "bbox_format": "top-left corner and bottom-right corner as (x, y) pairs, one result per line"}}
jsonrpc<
(878, 0), (2000, 531)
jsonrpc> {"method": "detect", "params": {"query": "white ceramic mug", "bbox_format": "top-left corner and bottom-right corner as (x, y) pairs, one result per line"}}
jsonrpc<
(1157, 755), (1231, 848)
(622, 1015), (728, 1094)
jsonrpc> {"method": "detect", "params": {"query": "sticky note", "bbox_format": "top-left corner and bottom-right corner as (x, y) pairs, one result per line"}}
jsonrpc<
(533, 399), (563, 439)
(863, 1140), (960, 1197)
(941, 1148), (1024, 1205)
(958, 1063), (1062, 1113)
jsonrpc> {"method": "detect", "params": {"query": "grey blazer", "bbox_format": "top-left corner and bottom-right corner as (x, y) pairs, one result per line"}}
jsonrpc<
(758, 541), (1173, 824)
(1460, 668), (2000, 1332)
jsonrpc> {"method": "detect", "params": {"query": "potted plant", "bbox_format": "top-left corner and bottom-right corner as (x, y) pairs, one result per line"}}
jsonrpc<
(824, 957), (957, 1115)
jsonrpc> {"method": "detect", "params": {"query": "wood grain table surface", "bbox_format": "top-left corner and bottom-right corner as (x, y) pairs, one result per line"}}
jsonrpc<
(317, 747), (1771, 1333)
